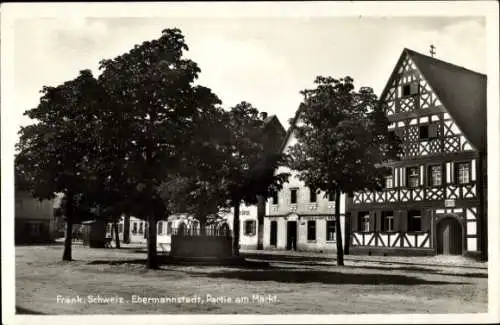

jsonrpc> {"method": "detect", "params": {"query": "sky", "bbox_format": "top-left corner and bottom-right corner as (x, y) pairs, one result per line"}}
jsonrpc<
(12, 15), (486, 132)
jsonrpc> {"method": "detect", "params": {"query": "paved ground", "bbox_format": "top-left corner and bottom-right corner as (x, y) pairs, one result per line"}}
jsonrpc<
(15, 243), (487, 314)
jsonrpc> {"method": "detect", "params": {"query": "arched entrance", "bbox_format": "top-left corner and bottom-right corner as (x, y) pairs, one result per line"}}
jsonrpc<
(436, 216), (463, 255)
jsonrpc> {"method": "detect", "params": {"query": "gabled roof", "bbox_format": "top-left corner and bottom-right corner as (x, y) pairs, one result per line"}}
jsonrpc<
(277, 103), (305, 154)
(261, 114), (286, 153)
(381, 48), (487, 152)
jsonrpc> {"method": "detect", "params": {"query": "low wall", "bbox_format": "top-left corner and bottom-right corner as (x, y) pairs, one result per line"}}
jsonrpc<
(170, 235), (232, 258)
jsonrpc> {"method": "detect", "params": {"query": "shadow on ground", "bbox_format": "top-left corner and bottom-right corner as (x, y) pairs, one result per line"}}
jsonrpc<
(185, 269), (467, 285)
(241, 252), (486, 270)
(343, 264), (487, 279)
(262, 260), (488, 279)
(87, 258), (271, 269)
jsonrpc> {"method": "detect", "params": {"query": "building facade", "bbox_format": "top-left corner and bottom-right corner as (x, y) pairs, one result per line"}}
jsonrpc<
(348, 48), (487, 257)
(15, 191), (57, 244)
(264, 108), (347, 252)
(104, 203), (260, 251)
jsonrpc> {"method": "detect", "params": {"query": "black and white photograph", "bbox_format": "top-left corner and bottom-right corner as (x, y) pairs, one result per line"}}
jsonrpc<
(1, 2), (499, 324)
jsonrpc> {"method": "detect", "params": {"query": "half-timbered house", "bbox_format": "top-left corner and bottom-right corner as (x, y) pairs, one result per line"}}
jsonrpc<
(348, 48), (487, 257)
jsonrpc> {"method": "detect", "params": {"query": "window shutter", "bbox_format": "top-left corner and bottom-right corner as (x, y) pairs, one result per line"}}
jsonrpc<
(399, 211), (408, 232)
(351, 213), (358, 232)
(369, 212), (376, 232)
(429, 123), (438, 138)
(395, 128), (403, 139)
(421, 209), (431, 232)
(375, 212), (382, 232)
(393, 211), (401, 233)
(410, 83), (419, 95)
(400, 168), (406, 187)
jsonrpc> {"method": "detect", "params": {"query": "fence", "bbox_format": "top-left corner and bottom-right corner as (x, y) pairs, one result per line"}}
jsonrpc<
(170, 226), (232, 237)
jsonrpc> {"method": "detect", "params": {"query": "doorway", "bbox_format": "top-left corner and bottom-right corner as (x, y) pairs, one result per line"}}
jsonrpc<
(286, 221), (297, 250)
(270, 221), (277, 246)
(437, 217), (463, 255)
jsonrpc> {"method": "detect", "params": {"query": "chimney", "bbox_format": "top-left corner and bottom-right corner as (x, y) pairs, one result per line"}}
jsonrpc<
(260, 112), (268, 120)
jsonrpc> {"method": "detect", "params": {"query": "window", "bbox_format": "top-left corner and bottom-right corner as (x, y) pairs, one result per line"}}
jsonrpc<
(106, 224), (111, 233)
(307, 220), (316, 241)
(420, 124), (438, 140)
(309, 188), (317, 203)
(429, 165), (442, 186)
(132, 222), (137, 235)
(290, 189), (298, 204)
(118, 224), (123, 233)
(408, 210), (422, 232)
(419, 125), (429, 139)
(28, 223), (41, 236)
(157, 222), (163, 235)
(272, 192), (279, 205)
(402, 83), (419, 97)
(406, 167), (420, 188)
(244, 220), (256, 236)
(358, 212), (370, 232)
(456, 162), (471, 184)
(381, 211), (394, 232)
(326, 220), (336, 241)
(328, 193), (334, 202)
(385, 175), (393, 189)
(167, 221), (172, 235)
(138, 222), (143, 234)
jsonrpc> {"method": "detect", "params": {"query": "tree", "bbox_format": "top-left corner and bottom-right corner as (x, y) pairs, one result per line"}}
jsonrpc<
(224, 102), (289, 256)
(97, 28), (223, 269)
(287, 76), (401, 266)
(15, 70), (106, 261)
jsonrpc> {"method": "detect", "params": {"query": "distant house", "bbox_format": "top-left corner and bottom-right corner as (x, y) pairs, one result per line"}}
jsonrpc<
(347, 48), (487, 257)
(105, 204), (258, 251)
(103, 113), (285, 252)
(15, 191), (56, 244)
(264, 106), (348, 252)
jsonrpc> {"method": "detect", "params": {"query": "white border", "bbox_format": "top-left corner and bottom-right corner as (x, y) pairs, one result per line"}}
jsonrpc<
(2, 1), (499, 324)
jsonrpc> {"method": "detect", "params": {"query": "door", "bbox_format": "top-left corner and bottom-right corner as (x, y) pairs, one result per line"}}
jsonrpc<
(437, 217), (463, 255)
(286, 221), (297, 250)
(270, 221), (277, 246)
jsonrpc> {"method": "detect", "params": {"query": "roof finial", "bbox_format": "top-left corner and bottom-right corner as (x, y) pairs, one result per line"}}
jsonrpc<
(430, 44), (436, 58)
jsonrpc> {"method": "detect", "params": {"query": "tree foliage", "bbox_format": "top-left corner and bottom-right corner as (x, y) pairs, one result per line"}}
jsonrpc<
(97, 28), (224, 268)
(15, 69), (106, 260)
(223, 102), (289, 255)
(287, 76), (401, 265)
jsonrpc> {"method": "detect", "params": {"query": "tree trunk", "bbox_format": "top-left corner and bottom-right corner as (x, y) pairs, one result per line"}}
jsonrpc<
(232, 201), (241, 256)
(123, 214), (130, 244)
(63, 218), (73, 261)
(113, 220), (120, 248)
(344, 212), (351, 255)
(62, 194), (74, 261)
(335, 191), (344, 266)
(199, 215), (206, 235)
(146, 215), (158, 269)
(256, 195), (265, 250)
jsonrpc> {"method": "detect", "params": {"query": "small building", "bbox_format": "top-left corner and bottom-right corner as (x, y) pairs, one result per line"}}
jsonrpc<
(15, 191), (56, 244)
(105, 204), (259, 251)
(263, 106), (347, 252)
(347, 48), (487, 257)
